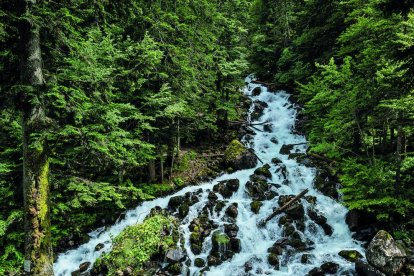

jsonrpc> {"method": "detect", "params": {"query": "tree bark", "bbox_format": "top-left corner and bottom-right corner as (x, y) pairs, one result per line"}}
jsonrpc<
(20, 0), (54, 274)
(148, 160), (156, 182)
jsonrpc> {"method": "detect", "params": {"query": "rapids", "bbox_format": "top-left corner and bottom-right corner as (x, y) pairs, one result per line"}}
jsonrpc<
(54, 76), (363, 275)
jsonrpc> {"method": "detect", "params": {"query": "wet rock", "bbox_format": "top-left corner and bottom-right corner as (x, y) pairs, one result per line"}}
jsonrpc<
(321, 262), (339, 274)
(79, 262), (91, 272)
(207, 255), (222, 266)
(279, 144), (294, 155)
(178, 203), (189, 218)
(271, 157), (283, 165)
(263, 123), (272, 132)
(355, 259), (386, 276)
(284, 202), (305, 220)
(313, 170), (338, 199)
(339, 250), (363, 262)
(308, 267), (325, 276)
(321, 223), (333, 236)
(251, 100), (268, 120)
(305, 196), (317, 205)
(308, 208), (332, 236)
(213, 179), (240, 198)
(225, 203), (238, 219)
(275, 163), (288, 179)
(252, 87), (262, 96)
(301, 254), (313, 264)
(250, 200), (262, 214)
(194, 258), (206, 268)
(94, 243), (104, 251)
(214, 200), (227, 214)
(270, 137), (279, 144)
(211, 231), (231, 253)
(366, 230), (406, 275)
(268, 254), (280, 269)
(244, 261), (253, 272)
(230, 238), (241, 253)
(165, 249), (185, 263)
(278, 215), (292, 226)
(246, 179), (275, 201)
(224, 224), (239, 238)
(208, 191), (218, 202)
(268, 245), (283, 255)
(283, 223), (296, 236)
(168, 196), (185, 210)
(253, 164), (272, 179)
(346, 210), (361, 231)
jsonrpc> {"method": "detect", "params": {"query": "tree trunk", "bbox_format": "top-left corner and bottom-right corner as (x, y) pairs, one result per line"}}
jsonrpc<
(395, 121), (402, 196)
(20, 0), (53, 274)
(148, 160), (156, 182)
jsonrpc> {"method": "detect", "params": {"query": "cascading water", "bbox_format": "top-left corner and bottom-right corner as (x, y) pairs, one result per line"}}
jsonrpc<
(54, 76), (363, 275)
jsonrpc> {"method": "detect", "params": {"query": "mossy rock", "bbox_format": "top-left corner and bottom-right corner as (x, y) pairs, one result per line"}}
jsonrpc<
(93, 214), (178, 275)
(254, 164), (272, 179)
(250, 201), (262, 214)
(224, 140), (246, 163)
(268, 254), (280, 269)
(224, 140), (257, 170)
(338, 250), (363, 262)
(194, 258), (206, 268)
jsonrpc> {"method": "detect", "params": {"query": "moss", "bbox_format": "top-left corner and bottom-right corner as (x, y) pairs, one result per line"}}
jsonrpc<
(224, 140), (246, 163)
(213, 231), (230, 245)
(95, 214), (178, 275)
(338, 250), (363, 262)
(250, 201), (262, 214)
(254, 164), (272, 178)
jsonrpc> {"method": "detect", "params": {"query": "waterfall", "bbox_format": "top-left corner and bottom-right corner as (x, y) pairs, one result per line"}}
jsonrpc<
(53, 76), (363, 275)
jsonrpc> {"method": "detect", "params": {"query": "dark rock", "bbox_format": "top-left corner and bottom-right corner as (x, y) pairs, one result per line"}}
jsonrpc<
(263, 124), (272, 132)
(79, 262), (91, 272)
(366, 230), (406, 275)
(213, 179), (240, 198)
(339, 250), (363, 262)
(207, 255), (223, 266)
(346, 210), (361, 231)
(301, 254), (313, 264)
(284, 202), (305, 220)
(250, 200), (262, 214)
(252, 87), (262, 96)
(279, 144), (294, 155)
(275, 163), (288, 179)
(268, 254), (280, 269)
(230, 238), (241, 253)
(305, 196), (317, 205)
(308, 267), (325, 276)
(194, 258), (205, 268)
(321, 262), (339, 274)
(168, 196), (185, 210)
(224, 224), (239, 238)
(178, 203), (189, 218)
(268, 245), (283, 255)
(321, 223), (333, 236)
(225, 203), (238, 219)
(244, 261), (253, 272)
(355, 259), (386, 276)
(214, 200), (227, 214)
(254, 164), (272, 179)
(208, 191), (218, 202)
(211, 231), (231, 254)
(270, 137), (279, 144)
(271, 157), (283, 165)
(313, 170), (338, 199)
(94, 243), (104, 251)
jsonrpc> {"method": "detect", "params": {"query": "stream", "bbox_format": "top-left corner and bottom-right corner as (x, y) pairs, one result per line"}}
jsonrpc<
(54, 76), (363, 275)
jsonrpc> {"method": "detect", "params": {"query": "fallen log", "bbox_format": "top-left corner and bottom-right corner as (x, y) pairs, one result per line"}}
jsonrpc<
(259, 189), (309, 227)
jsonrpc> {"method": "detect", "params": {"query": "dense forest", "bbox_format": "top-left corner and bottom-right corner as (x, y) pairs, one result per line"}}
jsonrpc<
(1, 0), (414, 274)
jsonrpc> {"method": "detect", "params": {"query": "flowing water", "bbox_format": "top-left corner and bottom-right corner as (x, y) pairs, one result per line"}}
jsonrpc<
(54, 76), (363, 275)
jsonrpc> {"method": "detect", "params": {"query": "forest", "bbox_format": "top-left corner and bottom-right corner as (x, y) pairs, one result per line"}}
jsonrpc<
(1, 0), (414, 275)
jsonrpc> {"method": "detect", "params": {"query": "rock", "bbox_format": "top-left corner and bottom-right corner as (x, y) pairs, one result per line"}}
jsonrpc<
(244, 261), (253, 272)
(268, 254), (280, 269)
(284, 202), (305, 220)
(253, 164), (272, 179)
(271, 157), (283, 165)
(230, 238), (241, 253)
(305, 196), (317, 205)
(94, 243), (104, 251)
(263, 124), (272, 132)
(346, 210), (361, 231)
(366, 230), (407, 275)
(301, 254), (312, 264)
(270, 137), (279, 144)
(321, 262), (339, 274)
(250, 200), (262, 214)
(279, 144), (294, 155)
(178, 203), (189, 218)
(308, 267), (325, 276)
(207, 255), (222, 266)
(355, 259), (386, 276)
(246, 180), (275, 201)
(251, 100), (268, 120)
(211, 231), (231, 254)
(123, 266), (133, 275)
(168, 196), (185, 210)
(224, 140), (258, 170)
(308, 209), (327, 225)
(214, 200), (227, 214)
(224, 224), (239, 238)
(268, 245), (283, 255)
(213, 179), (240, 198)
(208, 191), (218, 202)
(79, 262), (91, 272)
(313, 170), (338, 199)
(275, 163), (288, 179)
(321, 223), (333, 236)
(252, 87), (261, 96)
(225, 203), (238, 219)
(194, 258), (206, 267)
(165, 249), (185, 263)
(339, 250), (363, 262)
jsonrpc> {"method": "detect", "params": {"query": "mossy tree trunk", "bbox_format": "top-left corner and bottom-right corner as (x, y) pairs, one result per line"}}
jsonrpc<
(20, 0), (54, 275)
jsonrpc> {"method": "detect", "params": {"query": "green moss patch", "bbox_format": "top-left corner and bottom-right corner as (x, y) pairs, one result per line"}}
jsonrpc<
(224, 140), (246, 163)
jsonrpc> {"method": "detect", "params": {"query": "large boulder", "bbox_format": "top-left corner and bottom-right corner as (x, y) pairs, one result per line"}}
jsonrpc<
(251, 100), (268, 120)
(366, 230), (407, 275)
(355, 259), (386, 276)
(213, 179), (240, 198)
(224, 140), (258, 170)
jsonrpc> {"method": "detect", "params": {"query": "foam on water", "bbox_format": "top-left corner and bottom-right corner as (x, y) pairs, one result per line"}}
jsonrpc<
(54, 76), (363, 275)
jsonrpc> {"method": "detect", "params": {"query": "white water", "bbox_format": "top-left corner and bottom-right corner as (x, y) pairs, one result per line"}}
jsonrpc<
(54, 76), (363, 275)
